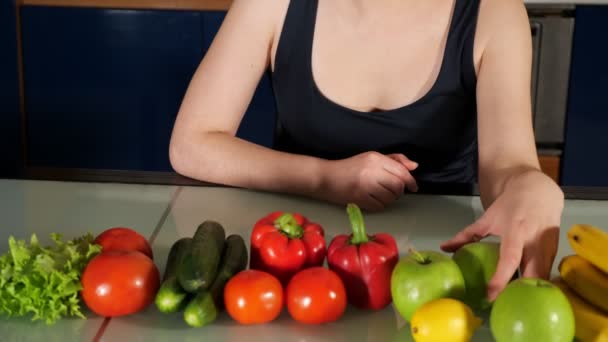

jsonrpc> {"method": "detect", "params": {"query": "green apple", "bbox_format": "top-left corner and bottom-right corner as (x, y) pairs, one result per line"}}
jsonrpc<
(452, 241), (500, 311)
(391, 250), (466, 322)
(490, 278), (575, 342)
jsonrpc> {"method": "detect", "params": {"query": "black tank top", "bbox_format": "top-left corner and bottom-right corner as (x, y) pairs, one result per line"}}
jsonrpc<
(271, 0), (481, 185)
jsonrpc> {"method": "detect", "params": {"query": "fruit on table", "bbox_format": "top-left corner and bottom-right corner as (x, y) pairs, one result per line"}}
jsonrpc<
(410, 298), (482, 342)
(567, 224), (608, 273)
(81, 249), (160, 317)
(184, 234), (248, 327)
(250, 211), (326, 285)
(327, 203), (398, 310)
(452, 241), (500, 311)
(178, 221), (226, 292)
(391, 250), (466, 322)
(553, 278), (608, 342)
(155, 237), (192, 313)
(224, 270), (283, 324)
(559, 254), (608, 313)
(490, 278), (575, 342)
(286, 267), (347, 324)
(94, 227), (153, 260)
(0, 233), (101, 325)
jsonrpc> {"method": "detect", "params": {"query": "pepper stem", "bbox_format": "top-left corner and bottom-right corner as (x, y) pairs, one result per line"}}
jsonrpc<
(347, 203), (369, 245)
(275, 213), (303, 239)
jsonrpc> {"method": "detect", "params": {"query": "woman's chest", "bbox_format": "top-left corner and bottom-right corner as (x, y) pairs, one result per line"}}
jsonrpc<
(278, 92), (477, 157)
(310, 1), (455, 112)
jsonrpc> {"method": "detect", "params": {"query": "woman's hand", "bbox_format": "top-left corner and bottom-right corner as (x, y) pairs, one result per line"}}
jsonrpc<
(319, 152), (418, 211)
(440, 171), (564, 301)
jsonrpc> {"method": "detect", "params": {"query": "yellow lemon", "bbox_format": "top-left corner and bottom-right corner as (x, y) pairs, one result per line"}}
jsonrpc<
(410, 298), (482, 342)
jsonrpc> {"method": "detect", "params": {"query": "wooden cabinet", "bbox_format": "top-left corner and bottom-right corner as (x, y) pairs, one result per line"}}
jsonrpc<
(562, 6), (608, 186)
(0, 0), (22, 177)
(539, 155), (561, 184)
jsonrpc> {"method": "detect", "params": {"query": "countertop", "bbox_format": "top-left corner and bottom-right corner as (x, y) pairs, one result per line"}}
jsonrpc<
(1, 178), (607, 341)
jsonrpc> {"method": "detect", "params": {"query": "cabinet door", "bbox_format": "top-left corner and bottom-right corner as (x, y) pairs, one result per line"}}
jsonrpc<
(203, 11), (277, 148)
(0, 0), (22, 177)
(562, 6), (608, 186)
(22, 7), (204, 171)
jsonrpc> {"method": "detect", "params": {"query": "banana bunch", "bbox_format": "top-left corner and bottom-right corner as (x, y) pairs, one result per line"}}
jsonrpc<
(553, 224), (608, 342)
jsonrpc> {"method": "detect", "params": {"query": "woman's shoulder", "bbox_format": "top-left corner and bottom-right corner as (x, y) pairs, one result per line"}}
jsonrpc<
(477, 0), (530, 36)
(226, 0), (290, 33)
(475, 0), (532, 57)
(204, 0), (291, 65)
(479, 0), (529, 26)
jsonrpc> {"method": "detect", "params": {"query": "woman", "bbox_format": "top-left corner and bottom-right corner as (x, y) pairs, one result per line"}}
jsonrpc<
(169, 0), (563, 302)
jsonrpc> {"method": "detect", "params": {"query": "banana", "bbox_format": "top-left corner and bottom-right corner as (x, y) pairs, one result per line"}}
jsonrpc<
(567, 224), (608, 274)
(560, 255), (608, 313)
(553, 278), (608, 342)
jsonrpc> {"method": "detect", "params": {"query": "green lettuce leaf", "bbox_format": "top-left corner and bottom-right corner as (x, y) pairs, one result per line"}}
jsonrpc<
(0, 233), (102, 325)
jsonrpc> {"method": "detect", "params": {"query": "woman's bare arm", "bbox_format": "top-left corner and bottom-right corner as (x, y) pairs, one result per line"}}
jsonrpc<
(475, 0), (547, 208)
(169, 0), (325, 196)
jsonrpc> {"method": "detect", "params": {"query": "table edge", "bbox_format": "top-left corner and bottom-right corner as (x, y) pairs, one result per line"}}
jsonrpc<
(5, 167), (607, 201)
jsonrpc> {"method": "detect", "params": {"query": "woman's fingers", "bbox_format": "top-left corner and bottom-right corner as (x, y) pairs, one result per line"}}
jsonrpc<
(384, 154), (418, 192)
(440, 219), (488, 252)
(354, 152), (420, 210)
(383, 159), (418, 192)
(487, 225), (525, 301)
(377, 172), (405, 198)
(521, 226), (559, 279)
(369, 189), (397, 208)
(387, 153), (418, 171)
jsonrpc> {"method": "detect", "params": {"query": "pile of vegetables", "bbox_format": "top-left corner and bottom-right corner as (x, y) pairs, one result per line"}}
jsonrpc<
(155, 221), (248, 327)
(80, 227), (160, 318)
(230, 204), (399, 325)
(0, 203), (401, 328)
(0, 233), (101, 325)
(154, 204), (401, 327)
(0, 227), (161, 324)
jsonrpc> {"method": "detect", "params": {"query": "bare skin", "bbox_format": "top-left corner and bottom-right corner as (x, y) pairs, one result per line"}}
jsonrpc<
(169, 0), (564, 300)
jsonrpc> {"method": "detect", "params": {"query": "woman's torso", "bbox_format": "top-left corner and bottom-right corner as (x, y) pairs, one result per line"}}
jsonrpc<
(270, 0), (483, 184)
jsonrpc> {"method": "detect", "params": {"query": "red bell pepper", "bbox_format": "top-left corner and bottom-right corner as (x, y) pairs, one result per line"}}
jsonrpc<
(327, 203), (399, 310)
(250, 211), (326, 285)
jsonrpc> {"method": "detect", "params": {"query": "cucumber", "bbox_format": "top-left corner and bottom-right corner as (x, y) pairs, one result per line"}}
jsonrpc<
(178, 221), (226, 293)
(162, 237), (193, 281)
(183, 234), (248, 327)
(155, 237), (192, 313)
(184, 291), (217, 328)
(208, 234), (248, 310)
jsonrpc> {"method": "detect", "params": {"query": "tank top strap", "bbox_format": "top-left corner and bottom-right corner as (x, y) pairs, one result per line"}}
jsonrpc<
(442, 0), (481, 95)
(273, 0), (318, 85)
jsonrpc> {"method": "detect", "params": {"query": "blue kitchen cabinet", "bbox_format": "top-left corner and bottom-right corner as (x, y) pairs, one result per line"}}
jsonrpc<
(0, 0), (22, 177)
(21, 7), (205, 172)
(562, 6), (608, 186)
(21, 7), (276, 173)
(203, 11), (277, 148)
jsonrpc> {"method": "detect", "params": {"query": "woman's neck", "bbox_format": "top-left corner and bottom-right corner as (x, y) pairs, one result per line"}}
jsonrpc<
(333, 0), (431, 30)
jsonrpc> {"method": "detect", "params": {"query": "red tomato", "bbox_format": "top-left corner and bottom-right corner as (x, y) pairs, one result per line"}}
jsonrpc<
(94, 227), (153, 260)
(81, 250), (160, 317)
(224, 270), (283, 324)
(286, 267), (347, 324)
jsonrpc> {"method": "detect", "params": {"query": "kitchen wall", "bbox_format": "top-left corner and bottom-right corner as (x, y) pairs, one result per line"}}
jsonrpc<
(1, 0), (607, 186)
